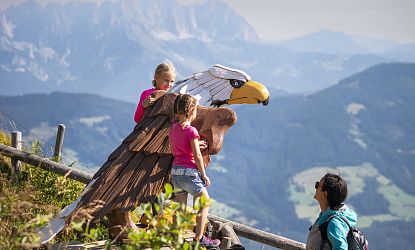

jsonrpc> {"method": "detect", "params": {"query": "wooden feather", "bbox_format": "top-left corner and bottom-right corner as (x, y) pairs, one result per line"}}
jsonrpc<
(210, 83), (230, 96)
(208, 64), (251, 81)
(66, 93), (236, 226)
(207, 79), (227, 92)
(205, 78), (226, 90)
(212, 85), (233, 102)
(39, 64), (268, 243)
(187, 84), (206, 96)
(186, 79), (204, 92)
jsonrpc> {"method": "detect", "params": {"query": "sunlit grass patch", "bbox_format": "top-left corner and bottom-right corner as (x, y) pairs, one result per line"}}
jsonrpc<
(288, 162), (415, 227)
(358, 214), (398, 228)
(211, 200), (242, 218)
(378, 184), (415, 220)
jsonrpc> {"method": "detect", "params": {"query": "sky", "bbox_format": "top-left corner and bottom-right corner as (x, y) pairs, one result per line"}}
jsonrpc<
(1, 0), (414, 43)
(221, 0), (415, 43)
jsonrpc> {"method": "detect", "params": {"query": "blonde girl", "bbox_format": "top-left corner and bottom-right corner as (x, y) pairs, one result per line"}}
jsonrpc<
(134, 60), (176, 123)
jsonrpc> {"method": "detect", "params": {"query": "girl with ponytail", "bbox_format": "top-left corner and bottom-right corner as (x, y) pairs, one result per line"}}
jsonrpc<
(169, 94), (220, 248)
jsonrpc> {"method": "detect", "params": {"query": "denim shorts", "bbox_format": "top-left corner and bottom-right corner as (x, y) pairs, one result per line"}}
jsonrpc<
(171, 166), (205, 196)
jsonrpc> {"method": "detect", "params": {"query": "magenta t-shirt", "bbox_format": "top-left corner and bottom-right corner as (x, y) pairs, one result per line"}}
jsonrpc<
(169, 122), (200, 169)
(134, 87), (155, 123)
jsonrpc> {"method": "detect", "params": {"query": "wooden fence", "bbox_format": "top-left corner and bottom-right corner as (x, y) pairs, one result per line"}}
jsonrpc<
(0, 128), (306, 250)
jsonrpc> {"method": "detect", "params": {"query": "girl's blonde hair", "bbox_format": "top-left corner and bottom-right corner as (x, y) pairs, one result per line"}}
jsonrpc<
(152, 60), (176, 87)
(173, 94), (197, 119)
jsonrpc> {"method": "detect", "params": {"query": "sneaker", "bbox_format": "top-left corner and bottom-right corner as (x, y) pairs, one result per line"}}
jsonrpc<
(199, 235), (220, 247)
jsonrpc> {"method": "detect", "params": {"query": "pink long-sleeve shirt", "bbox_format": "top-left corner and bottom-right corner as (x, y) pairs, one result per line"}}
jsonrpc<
(134, 87), (155, 123)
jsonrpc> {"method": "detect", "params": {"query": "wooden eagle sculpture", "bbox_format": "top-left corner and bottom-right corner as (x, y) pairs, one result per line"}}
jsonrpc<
(38, 65), (269, 243)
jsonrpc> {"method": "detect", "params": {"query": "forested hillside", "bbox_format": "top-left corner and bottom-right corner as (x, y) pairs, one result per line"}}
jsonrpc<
(1, 63), (414, 249)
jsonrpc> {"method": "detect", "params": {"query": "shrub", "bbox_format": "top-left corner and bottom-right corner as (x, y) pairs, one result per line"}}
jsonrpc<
(0, 130), (211, 249)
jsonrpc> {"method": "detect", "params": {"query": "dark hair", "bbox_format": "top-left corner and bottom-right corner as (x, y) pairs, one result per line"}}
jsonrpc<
(321, 173), (348, 209)
(173, 94), (197, 118)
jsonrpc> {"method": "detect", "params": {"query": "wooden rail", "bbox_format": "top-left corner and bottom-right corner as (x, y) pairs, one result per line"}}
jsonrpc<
(53, 124), (65, 159)
(209, 214), (305, 250)
(0, 141), (306, 250)
(11, 131), (22, 184)
(0, 143), (93, 184)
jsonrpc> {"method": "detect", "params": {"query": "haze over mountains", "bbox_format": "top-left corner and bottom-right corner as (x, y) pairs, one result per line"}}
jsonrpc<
(278, 29), (415, 59)
(1, 63), (414, 249)
(1, 1), (415, 249)
(210, 63), (415, 247)
(1, 0), (414, 101)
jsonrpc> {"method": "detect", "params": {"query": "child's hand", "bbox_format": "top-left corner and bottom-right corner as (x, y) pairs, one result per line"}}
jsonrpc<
(148, 97), (155, 105)
(142, 96), (155, 108)
(199, 139), (208, 151)
(202, 175), (211, 187)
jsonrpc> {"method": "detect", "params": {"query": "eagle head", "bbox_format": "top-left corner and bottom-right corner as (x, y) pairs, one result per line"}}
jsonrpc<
(168, 64), (270, 107)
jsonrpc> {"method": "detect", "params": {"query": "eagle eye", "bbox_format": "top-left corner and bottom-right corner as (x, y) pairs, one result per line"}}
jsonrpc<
(230, 79), (244, 88)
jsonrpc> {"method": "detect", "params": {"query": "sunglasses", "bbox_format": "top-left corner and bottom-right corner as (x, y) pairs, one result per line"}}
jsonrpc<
(315, 181), (320, 189)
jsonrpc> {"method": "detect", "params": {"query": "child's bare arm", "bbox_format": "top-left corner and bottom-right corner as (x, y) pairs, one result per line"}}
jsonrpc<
(190, 138), (210, 187)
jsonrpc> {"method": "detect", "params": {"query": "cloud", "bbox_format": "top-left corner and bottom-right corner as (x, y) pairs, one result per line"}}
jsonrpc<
(30, 122), (57, 141)
(0, 0), (28, 11)
(79, 115), (111, 127)
(346, 102), (365, 115)
(0, 0), (121, 10)
(1, 14), (15, 38)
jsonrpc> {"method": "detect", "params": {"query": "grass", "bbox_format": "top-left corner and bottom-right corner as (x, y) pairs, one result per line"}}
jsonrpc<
(0, 129), (89, 248)
(288, 162), (415, 228)
(0, 129), (208, 249)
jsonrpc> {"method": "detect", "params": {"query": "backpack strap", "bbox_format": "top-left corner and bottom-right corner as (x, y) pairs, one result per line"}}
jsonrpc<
(320, 214), (354, 250)
(319, 215), (334, 240)
(334, 215), (353, 230)
(319, 215), (335, 250)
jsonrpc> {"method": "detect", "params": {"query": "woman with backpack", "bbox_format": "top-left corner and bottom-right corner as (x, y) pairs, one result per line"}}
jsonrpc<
(306, 173), (358, 250)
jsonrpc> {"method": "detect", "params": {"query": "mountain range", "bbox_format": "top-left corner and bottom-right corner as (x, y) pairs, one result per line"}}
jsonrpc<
(1, 0), (415, 102)
(278, 29), (415, 59)
(209, 62), (415, 249)
(1, 1), (415, 249)
(1, 63), (414, 249)
(0, 92), (136, 169)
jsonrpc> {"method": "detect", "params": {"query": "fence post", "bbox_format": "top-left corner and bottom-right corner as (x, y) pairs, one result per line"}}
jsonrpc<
(54, 124), (65, 160)
(11, 131), (22, 184)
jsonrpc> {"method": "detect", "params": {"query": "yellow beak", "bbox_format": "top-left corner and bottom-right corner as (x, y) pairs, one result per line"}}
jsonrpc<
(228, 80), (270, 105)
